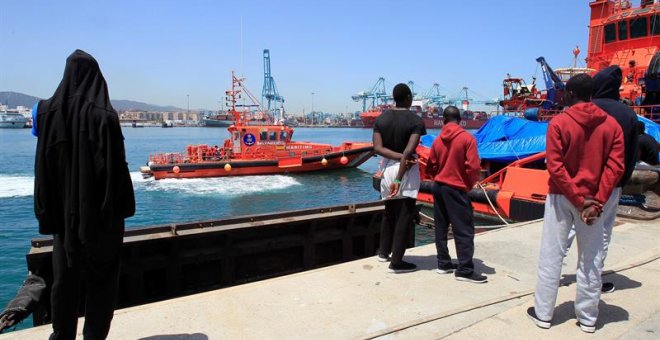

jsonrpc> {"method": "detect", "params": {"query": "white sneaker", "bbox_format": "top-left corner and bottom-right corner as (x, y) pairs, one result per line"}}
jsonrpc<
(578, 321), (596, 333)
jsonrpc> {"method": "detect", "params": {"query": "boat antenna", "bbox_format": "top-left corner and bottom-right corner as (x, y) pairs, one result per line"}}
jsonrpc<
(240, 15), (244, 76)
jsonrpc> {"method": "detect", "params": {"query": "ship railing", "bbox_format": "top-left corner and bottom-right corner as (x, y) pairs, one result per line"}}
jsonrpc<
(536, 109), (564, 121)
(488, 108), (564, 121)
(149, 153), (184, 165)
(489, 110), (525, 117)
(631, 105), (660, 124)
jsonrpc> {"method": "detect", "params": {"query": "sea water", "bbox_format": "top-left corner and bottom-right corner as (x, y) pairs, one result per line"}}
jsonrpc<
(0, 126), (445, 330)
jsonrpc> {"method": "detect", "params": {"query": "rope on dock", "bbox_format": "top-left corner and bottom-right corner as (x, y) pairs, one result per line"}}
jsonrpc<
(358, 248), (660, 339)
(478, 183), (511, 225)
(418, 183), (515, 228)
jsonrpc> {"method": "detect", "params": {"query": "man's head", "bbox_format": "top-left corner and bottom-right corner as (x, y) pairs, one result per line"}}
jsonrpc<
(637, 120), (646, 135)
(443, 106), (461, 124)
(564, 73), (594, 106)
(393, 83), (413, 108)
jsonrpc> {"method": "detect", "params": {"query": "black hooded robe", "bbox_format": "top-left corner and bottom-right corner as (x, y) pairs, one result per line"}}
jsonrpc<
(33, 49), (135, 340)
(592, 65), (639, 188)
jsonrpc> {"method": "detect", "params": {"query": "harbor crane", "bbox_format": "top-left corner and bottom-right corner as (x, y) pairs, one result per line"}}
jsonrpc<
(443, 87), (499, 109)
(536, 56), (565, 109)
(422, 83), (446, 104)
(261, 49), (285, 120)
(352, 77), (391, 112)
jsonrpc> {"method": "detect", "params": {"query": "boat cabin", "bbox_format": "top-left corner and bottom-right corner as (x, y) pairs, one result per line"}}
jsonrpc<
(226, 124), (293, 156)
(588, 0), (660, 100)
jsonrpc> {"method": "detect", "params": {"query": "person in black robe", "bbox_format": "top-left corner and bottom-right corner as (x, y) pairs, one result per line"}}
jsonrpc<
(34, 49), (135, 340)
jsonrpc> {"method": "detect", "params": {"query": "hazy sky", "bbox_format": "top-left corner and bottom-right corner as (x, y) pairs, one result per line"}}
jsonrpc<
(1, 0), (591, 113)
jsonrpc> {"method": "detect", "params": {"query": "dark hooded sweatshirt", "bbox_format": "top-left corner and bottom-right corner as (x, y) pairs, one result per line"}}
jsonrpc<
(426, 122), (480, 192)
(34, 50), (135, 265)
(592, 65), (639, 188)
(546, 102), (624, 208)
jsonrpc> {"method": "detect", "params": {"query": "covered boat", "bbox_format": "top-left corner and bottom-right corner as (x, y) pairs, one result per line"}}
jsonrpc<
(413, 114), (660, 222)
(141, 72), (374, 179)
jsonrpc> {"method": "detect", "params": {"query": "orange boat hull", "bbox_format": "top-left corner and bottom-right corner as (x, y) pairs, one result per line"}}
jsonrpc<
(150, 146), (374, 179)
(414, 150), (549, 222)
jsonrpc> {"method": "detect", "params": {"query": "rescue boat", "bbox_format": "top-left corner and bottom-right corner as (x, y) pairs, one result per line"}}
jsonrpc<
(141, 72), (374, 179)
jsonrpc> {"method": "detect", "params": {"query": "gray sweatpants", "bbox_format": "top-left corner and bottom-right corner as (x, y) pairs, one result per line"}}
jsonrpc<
(534, 194), (605, 326)
(566, 187), (622, 267)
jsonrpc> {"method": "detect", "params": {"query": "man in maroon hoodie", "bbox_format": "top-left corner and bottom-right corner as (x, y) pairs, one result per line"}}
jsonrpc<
(527, 74), (624, 333)
(426, 106), (486, 283)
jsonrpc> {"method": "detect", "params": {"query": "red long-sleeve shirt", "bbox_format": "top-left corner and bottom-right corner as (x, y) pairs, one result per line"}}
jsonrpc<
(426, 122), (480, 192)
(546, 102), (625, 207)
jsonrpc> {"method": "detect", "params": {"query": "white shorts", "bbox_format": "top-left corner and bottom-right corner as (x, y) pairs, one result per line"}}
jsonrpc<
(379, 159), (420, 200)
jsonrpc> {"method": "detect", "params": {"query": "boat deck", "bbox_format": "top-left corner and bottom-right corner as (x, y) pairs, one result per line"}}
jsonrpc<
(3, 217), (659, 339)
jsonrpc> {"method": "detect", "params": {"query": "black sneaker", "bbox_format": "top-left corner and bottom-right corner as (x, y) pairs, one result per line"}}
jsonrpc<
(436, 263), (458, 274)
(455, 273), (488, 283)
(388, 261), (417, 273)
(526, 307), (551, 329)
(601, 282), (615, 293)
(577, 321), (596, 333)
(376, 254), (390, 263)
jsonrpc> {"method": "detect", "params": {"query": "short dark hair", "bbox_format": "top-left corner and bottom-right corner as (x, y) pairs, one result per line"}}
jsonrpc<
(565, 73), (594, 102)
(637, 120), (646, 134)
(443, 106), (461, 122)
(392, 83), (412, 103)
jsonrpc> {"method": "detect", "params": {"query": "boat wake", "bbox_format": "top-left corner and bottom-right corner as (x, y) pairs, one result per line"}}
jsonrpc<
(0, 172), (301, 199)
(0, 174), (34, 198)
(130, 171), (301, 196)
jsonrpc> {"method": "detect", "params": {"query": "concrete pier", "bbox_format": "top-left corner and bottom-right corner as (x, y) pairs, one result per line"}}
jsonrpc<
(3, 217), (659, 339)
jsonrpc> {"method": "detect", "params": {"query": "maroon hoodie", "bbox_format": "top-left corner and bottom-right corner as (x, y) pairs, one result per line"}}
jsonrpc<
(546, 102), (624, 208)
(426, 122), (480, 192)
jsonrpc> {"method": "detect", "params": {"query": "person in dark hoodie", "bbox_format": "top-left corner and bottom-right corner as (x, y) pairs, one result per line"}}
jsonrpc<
(34, 50), (135, 340)
(425, 106), (486, 284)
(527, 74), (624, 333)
(564, 65), (639, 294)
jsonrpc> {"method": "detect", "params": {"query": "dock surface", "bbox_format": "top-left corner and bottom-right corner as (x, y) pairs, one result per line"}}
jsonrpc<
(3, 218), (659, 339)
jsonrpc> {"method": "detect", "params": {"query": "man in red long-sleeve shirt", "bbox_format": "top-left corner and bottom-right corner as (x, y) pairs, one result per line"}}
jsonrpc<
(527, 74), (624, 334)
(426, 106), (486, 284)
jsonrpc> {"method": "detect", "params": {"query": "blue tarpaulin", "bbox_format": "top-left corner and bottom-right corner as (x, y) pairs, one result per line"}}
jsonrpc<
(638, 115), (660, 141)
(420, 116), (548, 162)
(420, 114), (660, 162)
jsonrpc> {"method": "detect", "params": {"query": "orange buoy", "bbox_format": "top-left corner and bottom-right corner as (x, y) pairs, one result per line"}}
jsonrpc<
(173, 165), (180, 174)
(340, 156), (349, 165)
(224, 163), (232, 172)
(321, 157), (328, 166)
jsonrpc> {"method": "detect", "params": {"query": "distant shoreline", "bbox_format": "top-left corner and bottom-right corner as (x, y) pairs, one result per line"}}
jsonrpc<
(119, 122), (363, 129)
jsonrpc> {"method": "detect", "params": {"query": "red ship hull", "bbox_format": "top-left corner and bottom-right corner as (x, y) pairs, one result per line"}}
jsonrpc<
(361, 115), (486, 130)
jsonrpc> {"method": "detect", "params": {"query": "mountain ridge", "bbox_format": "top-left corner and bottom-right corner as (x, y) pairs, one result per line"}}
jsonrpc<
(0, 91), (188, 112)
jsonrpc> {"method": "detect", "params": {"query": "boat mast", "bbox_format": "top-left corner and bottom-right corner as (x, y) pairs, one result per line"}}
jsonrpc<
(226, 71), (242, 125)
(226, 71), (264, 125)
